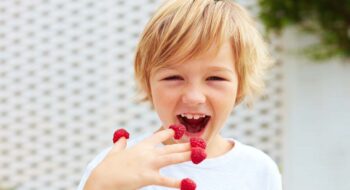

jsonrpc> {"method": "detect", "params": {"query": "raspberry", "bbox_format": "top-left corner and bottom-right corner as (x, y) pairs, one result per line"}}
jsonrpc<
(190, 137), (206, 149)
(181, 178), (196, 190)
(113, 128), (130, 143)
(191, 147), (207, 164)
(169, 124), (186, 140)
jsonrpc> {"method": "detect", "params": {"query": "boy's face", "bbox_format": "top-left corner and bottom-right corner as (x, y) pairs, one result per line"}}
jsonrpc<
(150, 41), (238, 143)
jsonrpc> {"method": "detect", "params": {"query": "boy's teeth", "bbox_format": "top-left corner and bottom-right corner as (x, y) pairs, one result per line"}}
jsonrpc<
(180, 114), (206, 120)
(186, 114), (193, 119)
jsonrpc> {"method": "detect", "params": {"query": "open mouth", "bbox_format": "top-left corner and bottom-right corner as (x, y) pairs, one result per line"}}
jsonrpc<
(176, 114), (211, 133)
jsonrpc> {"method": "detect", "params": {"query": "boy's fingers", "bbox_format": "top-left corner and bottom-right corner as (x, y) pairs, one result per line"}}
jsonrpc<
(156, 143), (190, 155)
(154, 175), (180, 188)
(111, 137), (127, 153)
(144, 128), (174, 145)
(156, 151), (191, 168)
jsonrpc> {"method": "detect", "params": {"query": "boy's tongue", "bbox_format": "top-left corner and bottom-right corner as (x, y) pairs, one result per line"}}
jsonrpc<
(185, 118), (203, 125)
(183, 118), (204, 133)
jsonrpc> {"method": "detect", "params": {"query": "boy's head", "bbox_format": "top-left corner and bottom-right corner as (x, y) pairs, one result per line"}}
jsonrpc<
(135, 0), (272, 107)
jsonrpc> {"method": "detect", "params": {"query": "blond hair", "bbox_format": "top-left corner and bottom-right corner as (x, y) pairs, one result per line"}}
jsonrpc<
(134, 0), (272, 106)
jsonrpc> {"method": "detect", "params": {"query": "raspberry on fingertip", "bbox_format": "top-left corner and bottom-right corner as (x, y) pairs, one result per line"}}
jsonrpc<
(191, 147), (207, 164)
(181, 178), (196, 190)
(190, 137), (206, 149)
(113, 128), (130, 143)
(169, 124), (186, 140)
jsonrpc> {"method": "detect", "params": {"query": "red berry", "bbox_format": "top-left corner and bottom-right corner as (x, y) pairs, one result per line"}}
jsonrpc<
(191, 147), (207, 164)
(190, 137), (206, 149)
(181, 178), (196, 190)
(113, 128), (129, 143)
(169, 124), (186, 140)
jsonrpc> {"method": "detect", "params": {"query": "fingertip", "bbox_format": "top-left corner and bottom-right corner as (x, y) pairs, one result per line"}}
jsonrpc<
(183, 142), (191, 149)
(174, 180), (181, 188)
(119, 137), (128, 145)
(164, 128), (176, 142)
(121, 136), (128, 141)
(156, 176), (180, 188)
(166, 128), (175, 135)
(112, 137), (127, 152)
(184, 150), (192, 161)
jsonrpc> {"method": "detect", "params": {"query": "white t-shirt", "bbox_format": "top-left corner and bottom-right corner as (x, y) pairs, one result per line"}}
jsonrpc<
(77, 134), (282, 190)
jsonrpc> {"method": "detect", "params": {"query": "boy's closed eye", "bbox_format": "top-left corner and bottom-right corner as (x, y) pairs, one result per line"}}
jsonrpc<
(162, 75), (183, 80)
(161, 75), (227, 81)
(206, 76), (227, 81)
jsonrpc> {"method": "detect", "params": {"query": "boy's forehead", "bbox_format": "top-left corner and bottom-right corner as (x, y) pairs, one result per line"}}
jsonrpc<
(158, 43), (226, 68)
(152, 62), (183, 73)
(157, 41), (233, 68)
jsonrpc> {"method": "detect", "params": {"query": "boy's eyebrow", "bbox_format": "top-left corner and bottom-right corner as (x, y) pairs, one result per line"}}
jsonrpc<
(207, 66), (235, 74)
(157, 66), (235, 74)
(156, 67), (177, 72)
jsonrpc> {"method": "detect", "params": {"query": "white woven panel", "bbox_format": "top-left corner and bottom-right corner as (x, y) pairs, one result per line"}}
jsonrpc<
(0, 0), (283, 190)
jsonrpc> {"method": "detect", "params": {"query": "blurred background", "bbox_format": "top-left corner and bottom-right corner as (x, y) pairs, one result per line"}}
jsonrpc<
(0, 0), (349, 190)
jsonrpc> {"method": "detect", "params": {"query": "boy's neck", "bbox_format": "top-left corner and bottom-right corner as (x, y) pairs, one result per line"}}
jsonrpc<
(206, 135), (235, 158)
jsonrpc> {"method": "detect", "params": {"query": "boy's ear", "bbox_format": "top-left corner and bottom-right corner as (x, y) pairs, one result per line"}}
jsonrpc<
(234, 95), (241, 107)
(147, 94), (155, 110)
(234, 82), (243, 106)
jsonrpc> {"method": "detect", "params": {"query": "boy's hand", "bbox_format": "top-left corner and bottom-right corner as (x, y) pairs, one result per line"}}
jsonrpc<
(84, 129), (191, 190)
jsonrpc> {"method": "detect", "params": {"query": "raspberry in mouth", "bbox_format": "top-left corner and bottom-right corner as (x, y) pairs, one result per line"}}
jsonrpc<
(176, 114), (210, 133)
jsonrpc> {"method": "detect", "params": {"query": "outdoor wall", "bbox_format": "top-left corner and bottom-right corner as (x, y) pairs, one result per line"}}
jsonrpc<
(2, 1), (349, 190)
(0, 1), (284, 190)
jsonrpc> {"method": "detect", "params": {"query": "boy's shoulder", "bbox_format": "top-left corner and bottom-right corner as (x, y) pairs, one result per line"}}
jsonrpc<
(237, 141), (272, 159)
(234, 140), (280, 171)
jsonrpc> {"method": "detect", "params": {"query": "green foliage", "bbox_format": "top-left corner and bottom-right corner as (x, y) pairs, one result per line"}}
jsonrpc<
(258, 0), (350, 60)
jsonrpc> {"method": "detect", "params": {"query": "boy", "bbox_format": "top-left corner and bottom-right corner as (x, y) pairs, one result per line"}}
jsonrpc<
(78, 0), (282, 189)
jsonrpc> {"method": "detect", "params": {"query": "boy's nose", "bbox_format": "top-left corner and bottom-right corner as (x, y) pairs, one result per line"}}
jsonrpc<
(181, 86), (206, 106)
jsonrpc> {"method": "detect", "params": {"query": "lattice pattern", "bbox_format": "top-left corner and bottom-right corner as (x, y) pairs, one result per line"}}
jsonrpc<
(0, 0), (283, 190)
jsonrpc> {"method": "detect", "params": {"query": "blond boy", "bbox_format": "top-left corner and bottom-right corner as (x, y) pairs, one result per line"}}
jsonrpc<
(78, 0), (282, 189)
